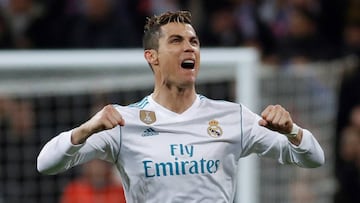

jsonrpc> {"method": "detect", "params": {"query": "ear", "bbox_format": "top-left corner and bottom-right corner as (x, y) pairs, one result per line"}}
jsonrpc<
(144, 49), (159, 66)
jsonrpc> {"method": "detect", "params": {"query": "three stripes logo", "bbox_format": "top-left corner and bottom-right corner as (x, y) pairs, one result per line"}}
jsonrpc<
(142, 128), (159, 137)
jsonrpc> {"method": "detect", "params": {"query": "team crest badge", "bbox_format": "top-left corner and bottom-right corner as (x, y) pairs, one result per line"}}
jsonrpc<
(207, 120), (223, 138)
(140, 110), (156, 125)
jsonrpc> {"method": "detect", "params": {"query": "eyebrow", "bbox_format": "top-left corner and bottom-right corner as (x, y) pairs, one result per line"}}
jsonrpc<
(168, 34), (199, 41)
(168, 34), (182, 39)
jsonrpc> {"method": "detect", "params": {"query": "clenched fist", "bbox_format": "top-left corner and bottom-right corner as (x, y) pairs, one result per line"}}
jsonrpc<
(71, 105), (125, 145)
(258, 105), (293, 134)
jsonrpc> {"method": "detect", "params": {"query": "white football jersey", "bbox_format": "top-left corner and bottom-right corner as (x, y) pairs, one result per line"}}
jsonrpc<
(37, 94), (324, 203)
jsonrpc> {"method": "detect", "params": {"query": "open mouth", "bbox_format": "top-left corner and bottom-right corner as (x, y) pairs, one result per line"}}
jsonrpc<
(181, 60), (195, 69)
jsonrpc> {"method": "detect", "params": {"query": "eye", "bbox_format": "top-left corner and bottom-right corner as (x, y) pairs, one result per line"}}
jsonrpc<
(191, 39), (199, 46)
(170, 37), (182, 44)
(190, 38), (200, 46)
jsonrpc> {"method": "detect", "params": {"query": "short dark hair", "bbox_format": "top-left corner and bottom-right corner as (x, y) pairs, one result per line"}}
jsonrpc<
(142, 11), (192, 50)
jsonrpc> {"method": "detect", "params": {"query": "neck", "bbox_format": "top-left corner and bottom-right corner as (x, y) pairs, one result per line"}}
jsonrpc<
(152, 85), (197, 114)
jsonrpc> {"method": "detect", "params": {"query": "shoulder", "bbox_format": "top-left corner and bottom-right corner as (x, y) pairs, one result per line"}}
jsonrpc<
(127, 96), (150, 109)
(199, 94), (240, 109)
(111, 96), (151, 121)
(112, 96), (150, 111)
(199, 95), (259, 118)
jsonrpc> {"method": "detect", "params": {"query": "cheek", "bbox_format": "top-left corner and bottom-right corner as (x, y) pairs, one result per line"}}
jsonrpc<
(195, 54), (201, 70)
(159, 53), (178, 68)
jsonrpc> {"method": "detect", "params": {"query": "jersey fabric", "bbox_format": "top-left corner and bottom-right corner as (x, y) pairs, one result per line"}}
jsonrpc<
(37, 94), (324, 203)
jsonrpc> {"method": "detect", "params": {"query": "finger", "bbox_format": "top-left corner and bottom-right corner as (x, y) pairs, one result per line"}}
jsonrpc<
(258, 119), (268, 127)
(261, 105), (274, 118)
(103, 119), (117, 130)
(278, 115), (289, 127)
(118, 117), (125, 126)
(108, 105), (125, 126)
(271, 109), (284, 126)
(278, 114), (292, 133)
(99, 105), (121, 128)
(106, 114), (119, 128)
(264, 106), (277, 123)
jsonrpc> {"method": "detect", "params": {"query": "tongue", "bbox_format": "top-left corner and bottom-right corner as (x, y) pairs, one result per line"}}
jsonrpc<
(181, 62), (194, 69)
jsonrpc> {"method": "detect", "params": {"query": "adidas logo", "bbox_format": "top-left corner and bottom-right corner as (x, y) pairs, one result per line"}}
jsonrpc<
(142, 128), (159, 137)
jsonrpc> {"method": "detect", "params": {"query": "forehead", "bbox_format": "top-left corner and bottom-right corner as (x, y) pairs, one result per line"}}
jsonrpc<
(160, 22), (197, 38)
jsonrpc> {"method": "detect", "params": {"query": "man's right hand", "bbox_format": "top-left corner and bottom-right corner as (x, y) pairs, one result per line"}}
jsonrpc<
(71, 105), (125, 145)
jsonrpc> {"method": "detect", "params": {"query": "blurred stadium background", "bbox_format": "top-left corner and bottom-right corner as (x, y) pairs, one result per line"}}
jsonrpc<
(0, 0), (359, 203)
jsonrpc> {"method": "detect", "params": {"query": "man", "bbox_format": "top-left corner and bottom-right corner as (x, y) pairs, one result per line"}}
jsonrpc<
(37, 11), (324, 202)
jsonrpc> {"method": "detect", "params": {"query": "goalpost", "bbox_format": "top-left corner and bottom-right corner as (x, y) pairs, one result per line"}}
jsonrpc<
(0, 48), (260, 203)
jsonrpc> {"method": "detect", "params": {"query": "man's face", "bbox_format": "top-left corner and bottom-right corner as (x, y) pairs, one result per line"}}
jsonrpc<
(154, 22), (200, 88)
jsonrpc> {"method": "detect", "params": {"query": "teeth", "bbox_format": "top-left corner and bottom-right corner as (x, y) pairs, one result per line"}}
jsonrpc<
(183, 60), (194, 64)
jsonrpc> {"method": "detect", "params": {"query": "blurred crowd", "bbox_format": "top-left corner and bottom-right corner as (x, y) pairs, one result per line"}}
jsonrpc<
(60, 159), (126, 203)
(335, 64), (360, 203)
(0, 0), (359, 64)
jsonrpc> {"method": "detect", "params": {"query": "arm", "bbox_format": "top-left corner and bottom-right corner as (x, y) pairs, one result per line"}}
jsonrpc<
(37, 105), (124, 174)
(242, 105), (325, 168)
(258, 105), (302, 145)
(71, 105), (125, 145)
